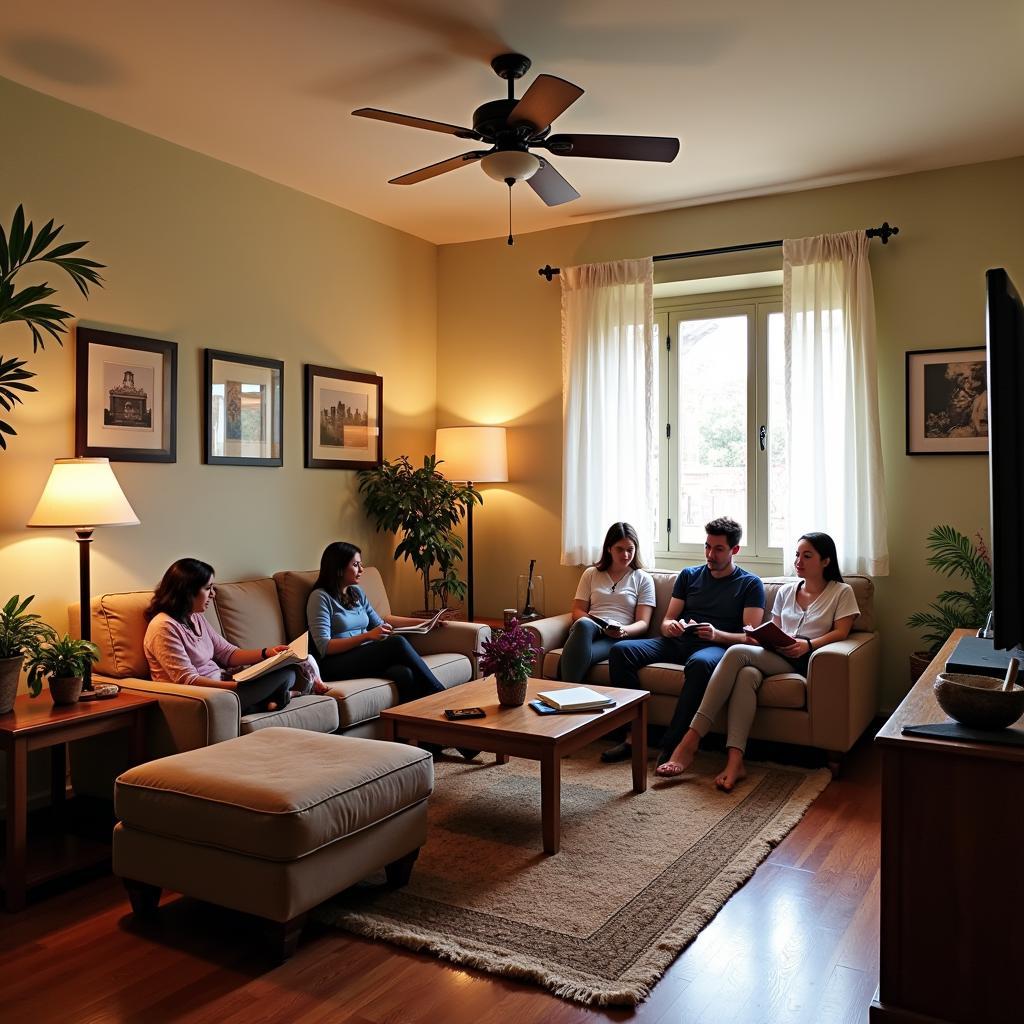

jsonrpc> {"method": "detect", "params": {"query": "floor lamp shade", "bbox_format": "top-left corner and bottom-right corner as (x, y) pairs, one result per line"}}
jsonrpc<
(435, 427), (508, 624)
(434, 426), (508, 484)
(27, 458), (140, 695)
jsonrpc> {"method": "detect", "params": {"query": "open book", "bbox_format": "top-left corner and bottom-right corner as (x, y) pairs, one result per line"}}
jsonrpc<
(588, 613), (621, 631)
(537, 686), (616, 711)
(392, 607), (448, 635)
(746, 620), (799, 652)
(233, 632), (309, 683)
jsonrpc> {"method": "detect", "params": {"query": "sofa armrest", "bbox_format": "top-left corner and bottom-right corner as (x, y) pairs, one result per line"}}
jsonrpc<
(524, 614), (573, 656)
(405, 621), (492, 678)
(805, 632), (881, 752)
(94, 673), (243, 755)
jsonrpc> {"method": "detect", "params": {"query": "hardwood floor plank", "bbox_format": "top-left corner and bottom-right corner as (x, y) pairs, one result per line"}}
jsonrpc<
(0, 740), (882, 1024)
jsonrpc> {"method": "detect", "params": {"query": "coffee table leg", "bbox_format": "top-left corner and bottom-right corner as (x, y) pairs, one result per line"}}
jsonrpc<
(381, 719), (397, 742)
(541, 751), (561, 854)
(495, 752), (509, 764)
(630, 702), (648, 794)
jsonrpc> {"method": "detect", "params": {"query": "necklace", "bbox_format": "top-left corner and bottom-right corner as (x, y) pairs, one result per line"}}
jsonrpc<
(609, 569), (630, 592)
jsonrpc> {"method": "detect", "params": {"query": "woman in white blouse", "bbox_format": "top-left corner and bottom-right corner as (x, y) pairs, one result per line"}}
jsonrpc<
(656, 532), (859, 790)
(559, 522), (656, 682)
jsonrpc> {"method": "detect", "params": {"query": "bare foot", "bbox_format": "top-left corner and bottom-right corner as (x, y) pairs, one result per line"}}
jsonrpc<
(658, 729), (700, 777)
(715, 750), (747, 792)
(266, 701), (279, 712)
(312, 680), (329, 695)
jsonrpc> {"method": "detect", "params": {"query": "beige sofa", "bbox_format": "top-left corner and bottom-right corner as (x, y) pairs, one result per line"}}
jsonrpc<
(525, 573), (879, 758)
(70, 567), (489, 791)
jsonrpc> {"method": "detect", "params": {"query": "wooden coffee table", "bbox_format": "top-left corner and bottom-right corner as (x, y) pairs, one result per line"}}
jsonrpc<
(380, 678), (649, 854)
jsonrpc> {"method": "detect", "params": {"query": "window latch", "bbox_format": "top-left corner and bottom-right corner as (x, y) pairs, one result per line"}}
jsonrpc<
(759, 424), (767, 451)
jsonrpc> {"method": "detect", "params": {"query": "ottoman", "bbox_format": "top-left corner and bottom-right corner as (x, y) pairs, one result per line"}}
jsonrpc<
(113, 727), (433, 958)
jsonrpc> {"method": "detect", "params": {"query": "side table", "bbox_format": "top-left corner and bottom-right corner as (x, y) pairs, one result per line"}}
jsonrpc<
(1, 690), (157, 911)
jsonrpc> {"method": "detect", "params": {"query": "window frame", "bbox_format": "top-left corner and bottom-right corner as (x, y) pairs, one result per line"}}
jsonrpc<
(655, 285), (785, 576)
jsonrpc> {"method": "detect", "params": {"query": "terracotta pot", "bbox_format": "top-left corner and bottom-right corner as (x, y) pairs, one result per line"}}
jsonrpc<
(909, 651), (933, 684)
(0, 654), (23, 714)
(48, 675), (83, 706)
(495, 674), (528, 707)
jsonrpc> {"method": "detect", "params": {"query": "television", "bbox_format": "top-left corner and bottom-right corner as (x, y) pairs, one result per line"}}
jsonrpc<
(987, 267), (1024, 653)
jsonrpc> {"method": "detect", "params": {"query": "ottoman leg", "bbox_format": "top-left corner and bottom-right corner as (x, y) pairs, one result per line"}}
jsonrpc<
(124, 879), (161, 920)
(267, 912), (308, 961)
(384, 846), (420, 888)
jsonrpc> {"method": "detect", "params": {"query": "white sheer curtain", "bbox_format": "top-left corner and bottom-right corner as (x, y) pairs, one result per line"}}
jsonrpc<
(560, 257), (657, 565)
(783, 231), (889, 576)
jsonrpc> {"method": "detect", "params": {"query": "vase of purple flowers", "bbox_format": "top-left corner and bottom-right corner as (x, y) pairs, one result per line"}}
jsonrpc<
(480, 618), (535, 706)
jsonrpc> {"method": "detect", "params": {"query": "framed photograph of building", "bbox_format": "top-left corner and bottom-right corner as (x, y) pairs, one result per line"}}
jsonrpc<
(906, 346), (988, 455)
(304, 364), (383, 469)
(75, 328), (177, 462)
(204, 350), (283, 467)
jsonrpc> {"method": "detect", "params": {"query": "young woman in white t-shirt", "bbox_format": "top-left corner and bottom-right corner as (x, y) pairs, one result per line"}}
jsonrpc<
(655, 532), (859, 789)
(559, 522), (656, 682)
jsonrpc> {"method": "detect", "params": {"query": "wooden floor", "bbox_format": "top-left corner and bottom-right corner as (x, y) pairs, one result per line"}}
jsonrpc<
(0, 738), (881, 1024)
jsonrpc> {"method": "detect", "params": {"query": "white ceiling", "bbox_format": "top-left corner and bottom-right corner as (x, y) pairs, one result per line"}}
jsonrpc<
(2, 0), (1023, 245)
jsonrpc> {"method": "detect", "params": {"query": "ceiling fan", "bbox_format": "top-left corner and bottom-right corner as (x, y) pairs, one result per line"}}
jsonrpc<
(353, 53), (680, 210)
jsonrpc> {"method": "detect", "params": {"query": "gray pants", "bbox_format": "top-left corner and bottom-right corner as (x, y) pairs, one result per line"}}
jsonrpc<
(690, 645), (798, 753)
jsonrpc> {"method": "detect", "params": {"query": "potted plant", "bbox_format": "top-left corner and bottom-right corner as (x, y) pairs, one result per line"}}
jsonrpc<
(480, 618), (536, 706)
(0, 594), (57, 713)
(0, 204), (105, 450)
(25, 633), (101, 706)
(358, 454), (481, 614)
(906, 525), (992, 680)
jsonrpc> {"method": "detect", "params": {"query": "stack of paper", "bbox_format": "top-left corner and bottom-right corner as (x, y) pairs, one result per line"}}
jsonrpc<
(537, 686), (615, 711)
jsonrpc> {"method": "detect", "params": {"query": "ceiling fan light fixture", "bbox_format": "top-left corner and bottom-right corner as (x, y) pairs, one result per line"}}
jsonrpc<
(481, 150), (541, 183)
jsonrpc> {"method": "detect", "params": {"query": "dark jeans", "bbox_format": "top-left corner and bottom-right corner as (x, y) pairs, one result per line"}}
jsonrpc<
(317, 635), (444, 701)
(608, 637), (728, 755)
(558, 617), (619, 682)
(234, 664), (297, 715)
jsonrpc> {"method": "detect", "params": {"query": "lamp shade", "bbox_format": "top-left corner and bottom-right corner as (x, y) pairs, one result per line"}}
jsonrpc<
(27, 458), (140, 528)
(480, 151), (540, 183)
(435, 426), (508, 483)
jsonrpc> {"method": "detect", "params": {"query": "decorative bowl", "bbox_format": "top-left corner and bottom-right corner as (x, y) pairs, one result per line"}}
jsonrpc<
(933, 672), (1024, 730)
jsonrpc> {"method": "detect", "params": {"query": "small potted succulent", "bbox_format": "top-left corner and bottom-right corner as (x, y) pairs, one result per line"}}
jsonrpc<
(480, 618), (536, 707)
(0, 594), (57, 713)
(26, 633), (101, 706)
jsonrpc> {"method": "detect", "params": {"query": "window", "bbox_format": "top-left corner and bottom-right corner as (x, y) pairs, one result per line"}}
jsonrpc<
(656, 285), (786, 570)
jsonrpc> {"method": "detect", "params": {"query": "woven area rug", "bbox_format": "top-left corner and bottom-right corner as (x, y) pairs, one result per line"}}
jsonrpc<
(318, 748), (830, 1006)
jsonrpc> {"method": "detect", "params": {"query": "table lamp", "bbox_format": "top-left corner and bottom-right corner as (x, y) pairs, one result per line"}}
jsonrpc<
(435, 426), (508, 623)
(27, 458), (140, 698)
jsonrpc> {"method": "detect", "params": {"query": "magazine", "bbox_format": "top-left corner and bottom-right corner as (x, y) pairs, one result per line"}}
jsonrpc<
(233, 632), (310, 683)
(746, 620), (799, 651)
(392, 607), (448, 635)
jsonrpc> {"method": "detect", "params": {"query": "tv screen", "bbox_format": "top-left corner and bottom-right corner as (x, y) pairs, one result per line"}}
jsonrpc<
(986, 267), (1024, 651)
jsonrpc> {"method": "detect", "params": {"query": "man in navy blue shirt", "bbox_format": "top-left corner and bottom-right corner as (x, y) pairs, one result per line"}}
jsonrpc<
(604, 517), (766, 765)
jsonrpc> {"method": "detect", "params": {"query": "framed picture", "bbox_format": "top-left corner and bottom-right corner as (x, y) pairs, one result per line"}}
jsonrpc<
(76, 327), (177, 462)
(906, 346), (988, 455)
(204, 349), (283, 467)
(304, 364), (383, 469)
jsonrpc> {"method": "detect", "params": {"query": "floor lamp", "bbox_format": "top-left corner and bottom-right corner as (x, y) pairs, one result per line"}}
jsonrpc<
(27, 458), (140, 699)
(435, 426), (508, 623)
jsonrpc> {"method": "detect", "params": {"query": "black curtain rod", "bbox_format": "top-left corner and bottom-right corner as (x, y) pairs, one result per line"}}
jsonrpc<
(536, 222), (900, 281)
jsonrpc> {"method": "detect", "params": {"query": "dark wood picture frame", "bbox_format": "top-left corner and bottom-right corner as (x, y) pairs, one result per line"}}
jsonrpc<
(906, 346), (988, 455)
(75, 327), (177, 463)
(204, 349), (284, 467)
(304, 364), (383, 470)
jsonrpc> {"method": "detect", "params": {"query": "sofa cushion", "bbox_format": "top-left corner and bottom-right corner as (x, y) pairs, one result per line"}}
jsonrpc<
(115, 728), (433, 862)
(214, 578), (286, 648)
(73, 591), (222, 680)
(325, 677), (398, 729)
(758, 674), (807, 709)
(240, 693), (340, 735)
(273, 569), (318, 642)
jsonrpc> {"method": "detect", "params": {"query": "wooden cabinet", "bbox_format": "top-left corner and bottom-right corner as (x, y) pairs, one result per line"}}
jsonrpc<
(871, 630), (1024, 1024)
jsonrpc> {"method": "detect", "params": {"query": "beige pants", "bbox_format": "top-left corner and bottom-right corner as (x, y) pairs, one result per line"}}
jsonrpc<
(690, 645), (798, 753)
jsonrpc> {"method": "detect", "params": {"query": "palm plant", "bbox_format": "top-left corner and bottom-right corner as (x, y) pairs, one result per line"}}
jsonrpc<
(906, 525), (993, 657)
(0, 204), (105, 449)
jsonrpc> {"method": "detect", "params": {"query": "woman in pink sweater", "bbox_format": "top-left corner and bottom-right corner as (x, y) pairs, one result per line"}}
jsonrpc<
(143, 558), (310, 714)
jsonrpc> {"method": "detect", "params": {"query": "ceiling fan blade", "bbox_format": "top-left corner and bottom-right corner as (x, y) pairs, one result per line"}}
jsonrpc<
(526, 159), (580, 207)
(353, 107), (480, 140)
(542, 134), (680, 162)
(508, 75), (584, 133)
(389, 151), (487, 185)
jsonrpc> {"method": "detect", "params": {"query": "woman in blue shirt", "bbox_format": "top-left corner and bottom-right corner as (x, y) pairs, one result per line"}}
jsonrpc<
(306, 541), (446, 701)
